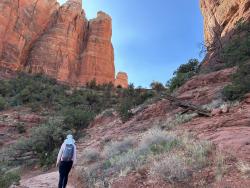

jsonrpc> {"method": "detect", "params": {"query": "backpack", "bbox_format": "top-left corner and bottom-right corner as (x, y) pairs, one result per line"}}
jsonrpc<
(62, 144), (74, 161)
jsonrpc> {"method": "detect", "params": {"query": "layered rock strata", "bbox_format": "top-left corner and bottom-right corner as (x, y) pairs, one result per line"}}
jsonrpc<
(0, 0), (127, 86)
(200, 0), (250, 66)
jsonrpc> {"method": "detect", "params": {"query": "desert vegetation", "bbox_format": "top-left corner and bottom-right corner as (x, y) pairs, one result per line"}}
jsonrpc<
(79, 124), (214, 187)
(221, 21), (250, 101)
(164, 21), (250, 100)
(0, 169), (20, 188)
(166, 59), (200, 92)
(0, 73), (156, 186)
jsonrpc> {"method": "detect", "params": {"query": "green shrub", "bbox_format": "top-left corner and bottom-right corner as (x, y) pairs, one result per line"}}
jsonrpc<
(30, 120), (66, 166)
(117, 98), (133, 122)
(134, 91), (154, 106)
(86, 79), (98, 89)
(221, 35), (250, 67)
(223, 63), (250, 100)
(16, 122), (26, 134)
(86, 92), (100, 107)
(221, 21), (250, 67)
(0, 80), (11, 97)
(0, 96), (6, 111)
(0, 171), (20, 188)
(167, 59), (199, 91)
(150, 81), (165, 92)
(8, 119), (66, 167)
(4, 73), (66, 106)
(64, 108), (95, 130)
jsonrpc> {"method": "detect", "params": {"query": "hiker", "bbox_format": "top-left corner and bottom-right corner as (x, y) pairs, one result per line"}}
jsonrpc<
(56, 134), (77, 188)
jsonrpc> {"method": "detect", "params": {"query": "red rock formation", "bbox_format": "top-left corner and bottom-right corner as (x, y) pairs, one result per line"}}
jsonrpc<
(27, 0), (87, 83)
(200, 0), (250, 66)
(78, 11), (115, 85)
(115, 72), (128, 88)
(0, 0), (59, 70)
(0, 0), (127, 86)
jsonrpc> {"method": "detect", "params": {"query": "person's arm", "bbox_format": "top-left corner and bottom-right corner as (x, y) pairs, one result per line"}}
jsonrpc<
(73, 144), (77, 166)
(56, 143), (64, 166)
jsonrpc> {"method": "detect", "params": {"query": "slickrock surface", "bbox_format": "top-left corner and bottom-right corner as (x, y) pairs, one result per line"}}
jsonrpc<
(0, 0), (127, 86)
(176, 67), (236, 105)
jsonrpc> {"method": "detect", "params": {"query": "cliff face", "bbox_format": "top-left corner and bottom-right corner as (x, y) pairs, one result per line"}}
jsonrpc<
(0, 0), (127, 86)
(27, 0), (86, 83)
(0, 0), (59, 70)
(200, 0), (250, 66)
(78, 12), (115, 85)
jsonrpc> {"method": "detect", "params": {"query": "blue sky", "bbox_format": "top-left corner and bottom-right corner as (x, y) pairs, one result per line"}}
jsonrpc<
(59, 0), (204, 87)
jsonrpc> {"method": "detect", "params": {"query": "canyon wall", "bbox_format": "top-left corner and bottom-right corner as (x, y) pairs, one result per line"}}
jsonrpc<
(200, 0), (250, 66)
(0, 0), (127, 87)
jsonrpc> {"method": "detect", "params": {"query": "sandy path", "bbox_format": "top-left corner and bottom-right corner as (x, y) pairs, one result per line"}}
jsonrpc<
(19, 171), (75, 188)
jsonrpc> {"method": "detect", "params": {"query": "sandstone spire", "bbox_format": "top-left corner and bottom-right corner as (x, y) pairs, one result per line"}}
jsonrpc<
(78, 11), (115, 85)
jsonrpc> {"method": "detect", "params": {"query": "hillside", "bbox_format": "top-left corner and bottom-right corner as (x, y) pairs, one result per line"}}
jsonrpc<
(0, 0), (250, 188)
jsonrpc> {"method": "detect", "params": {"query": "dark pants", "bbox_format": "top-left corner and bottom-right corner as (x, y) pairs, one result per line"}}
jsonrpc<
(58, 161), (73, 188)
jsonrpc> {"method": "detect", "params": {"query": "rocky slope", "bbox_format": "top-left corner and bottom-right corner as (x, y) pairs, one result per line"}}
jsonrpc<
(200, 0), (250, 66)
(11, 68), (250, 188)
(0, 0), (128, 87)
(71, 68), (250, 188)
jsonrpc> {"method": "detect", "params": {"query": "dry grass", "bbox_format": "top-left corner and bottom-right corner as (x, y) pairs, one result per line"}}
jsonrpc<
(202, 99), (240, 111)
(109, 149), (144, 174)
(81, 162), (105, 188)
(79, 128), (215, 185)
(138, 128), (178, 154)
(150, 154), (190, 182)
(183, 135), (213, 169)
(237, 161), (250, 178)
(82, 148), (101, 163)
(103, 137), (136, 158)
(215, 152), (227, 181)
(174, 113), (197, 125)
(160, 113), (197, 130)
(202, 99), (224, 111)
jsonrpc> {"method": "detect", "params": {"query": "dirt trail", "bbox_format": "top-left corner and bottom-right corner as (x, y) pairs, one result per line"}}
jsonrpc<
(19, 171), (75, 188)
